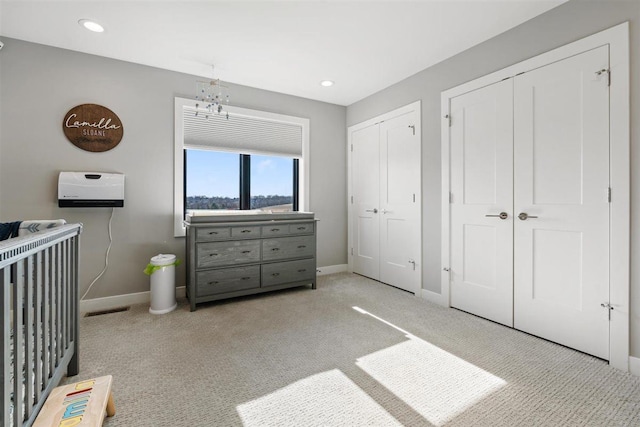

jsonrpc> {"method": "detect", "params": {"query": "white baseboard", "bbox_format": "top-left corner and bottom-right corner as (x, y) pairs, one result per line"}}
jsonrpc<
(81, 266), (347, 313)
(80, 286), (186, 314)
(630, 356), (640, 377)
(317, 264), (348, 276)
(420, 288), (448, 307)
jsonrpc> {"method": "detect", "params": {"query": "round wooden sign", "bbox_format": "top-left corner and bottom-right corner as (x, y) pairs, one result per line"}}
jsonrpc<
(63, 104), (124, 152)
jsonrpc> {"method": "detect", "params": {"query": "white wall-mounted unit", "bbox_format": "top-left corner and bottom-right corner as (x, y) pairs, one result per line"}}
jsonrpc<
(58, 172), (125, 208)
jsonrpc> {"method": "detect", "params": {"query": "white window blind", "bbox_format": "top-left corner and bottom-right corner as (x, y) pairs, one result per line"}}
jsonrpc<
(183, 106), (303, 158)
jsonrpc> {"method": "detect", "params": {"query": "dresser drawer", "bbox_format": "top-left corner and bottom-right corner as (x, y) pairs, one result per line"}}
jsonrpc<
(289, 222), (314, 235)
(262, 235), (314, 261)
(262, 259), (316, 287)
(261, 224), (288, 237)
(231, 226), (261, 239)
(196, 227), (231, 242)
(197, 265), (260, 296)
(197, 240), (260, 268)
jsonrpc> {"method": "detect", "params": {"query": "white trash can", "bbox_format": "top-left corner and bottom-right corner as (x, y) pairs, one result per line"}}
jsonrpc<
(147, 254), (178, 315)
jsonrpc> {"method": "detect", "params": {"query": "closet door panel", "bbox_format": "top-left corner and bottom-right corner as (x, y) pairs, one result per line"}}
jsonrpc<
(351, 124), (381, 280)
(379, 111), (421, 293)
(450, 79), (514, 327)
(513, 45), (610, 359)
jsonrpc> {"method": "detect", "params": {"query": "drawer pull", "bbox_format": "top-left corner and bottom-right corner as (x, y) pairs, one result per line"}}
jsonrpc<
(241, 229), (251, 233)
(271, 248), (280, 251)
(271, 228), (280, 232)
(209, 253), (219, 257)
(297, 227), (306, 230)
(297, 269), (307, 273)
(241, 277), (251, 280)
(241, 250), (252, 254)
(271, 273), (280, 277)
(208, 281), (219, 285)
(297, 245), (306, 249)
(208, 231), (218, 235)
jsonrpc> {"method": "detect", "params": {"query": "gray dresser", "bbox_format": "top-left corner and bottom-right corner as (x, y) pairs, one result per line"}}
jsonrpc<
(184, 212), (316, 311)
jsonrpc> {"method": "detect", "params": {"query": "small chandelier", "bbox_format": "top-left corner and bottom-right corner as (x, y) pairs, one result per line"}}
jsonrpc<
(195, 65), (230, 119)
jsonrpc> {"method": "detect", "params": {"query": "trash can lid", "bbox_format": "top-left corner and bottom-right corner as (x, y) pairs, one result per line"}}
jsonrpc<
(150, 254), (177, 266)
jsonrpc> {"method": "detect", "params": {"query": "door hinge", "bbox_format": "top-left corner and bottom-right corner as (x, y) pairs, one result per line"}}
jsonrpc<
(413, 193), (416, 203)
(351, 247), (354, 256)
(596, 68), (610, 87)
(445, 114), (451, 127)
(607, 187), (612, 203)
(408, 124), (415, 135)
(351, 144), (353, 152)
(601, 302), (614, 320)
(449, 192), (453, 203)
(351, 195), (354, 204)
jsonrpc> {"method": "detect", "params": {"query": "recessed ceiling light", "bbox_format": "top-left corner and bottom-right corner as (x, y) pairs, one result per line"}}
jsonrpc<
(320, 80), (334, 87)
(78, 19), (104, 33)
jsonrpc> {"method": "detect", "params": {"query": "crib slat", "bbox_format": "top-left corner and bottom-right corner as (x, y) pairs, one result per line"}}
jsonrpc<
(14, 261), (24, 426)
(55, 244), (62, 365)
(34, 252), (43, 405)
(51, 245), (58, 370)
(41, 249), (50, 389)
(64, 241), (70, 352)
(47, 247), (54, 380)
(24, 256), (34, 419)
(1, 268), (12, 427)
(67, 236), (79, 377)
(66, 241), (72, 353)
(60, 242), (66, 358)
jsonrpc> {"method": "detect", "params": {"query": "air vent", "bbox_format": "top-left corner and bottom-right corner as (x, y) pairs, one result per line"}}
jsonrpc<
(84, 306), (130, 317)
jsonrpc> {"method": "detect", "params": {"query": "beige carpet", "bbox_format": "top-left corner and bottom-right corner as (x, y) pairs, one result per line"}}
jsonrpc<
(66, 273), (640, 426)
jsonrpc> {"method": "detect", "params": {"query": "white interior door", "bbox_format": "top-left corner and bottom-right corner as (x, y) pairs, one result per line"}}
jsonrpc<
(449, 79), (514, 327)
(513, 45), (610, 359)
(352, 124), (380, 280)
(350, 103), (422, 293)
(379, 111), (421, 293)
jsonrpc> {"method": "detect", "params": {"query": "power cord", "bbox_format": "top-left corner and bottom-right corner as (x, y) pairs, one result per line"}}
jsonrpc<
(81, 207), (114, 300)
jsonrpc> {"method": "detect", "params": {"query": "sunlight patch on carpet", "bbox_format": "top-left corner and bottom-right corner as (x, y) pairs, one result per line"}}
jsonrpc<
(354, 306), (506, 426)
(236, 369), (402, 427)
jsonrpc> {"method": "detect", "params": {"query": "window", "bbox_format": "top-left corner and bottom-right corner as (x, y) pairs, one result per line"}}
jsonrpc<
(185, 150), (240, 210)
(174, 98), (309, 236)
(184, 150), (298, 213)
(250, 154), (296, 211)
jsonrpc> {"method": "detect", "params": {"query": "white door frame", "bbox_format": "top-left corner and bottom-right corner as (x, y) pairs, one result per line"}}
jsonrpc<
(347, 101), (422, 288)
(440, 23), (630, 371)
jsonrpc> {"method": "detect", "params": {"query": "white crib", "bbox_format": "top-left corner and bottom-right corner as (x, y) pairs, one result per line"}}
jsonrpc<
(0, 223), (82, 426)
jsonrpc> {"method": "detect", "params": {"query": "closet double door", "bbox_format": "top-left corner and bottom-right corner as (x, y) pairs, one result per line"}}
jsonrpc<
(350, 106), (421, 294)
(449, 46), (610, 359)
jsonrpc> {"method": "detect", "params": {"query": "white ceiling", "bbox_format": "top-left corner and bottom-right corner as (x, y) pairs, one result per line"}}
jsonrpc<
(0, 1), (566, 106)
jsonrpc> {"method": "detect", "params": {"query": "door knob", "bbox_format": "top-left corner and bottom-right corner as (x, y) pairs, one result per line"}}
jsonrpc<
(485, 212), (508, 220)
(365, 208), (378, 214)
(518, 212), (538, 221)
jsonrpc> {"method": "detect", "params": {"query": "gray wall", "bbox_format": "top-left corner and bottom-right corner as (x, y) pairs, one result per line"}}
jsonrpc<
(347, 0), (640, 356)
(0, 2), (4, 204)
(0, 38), (347, 299)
